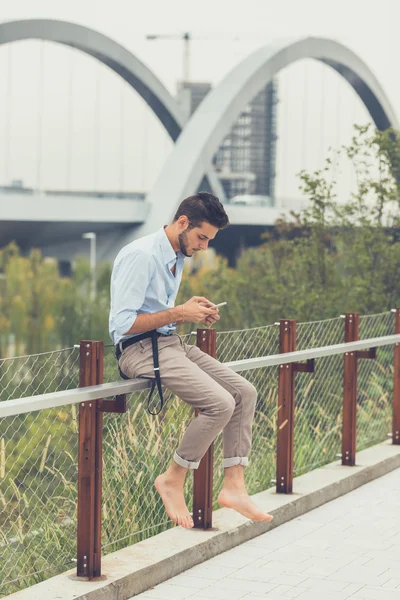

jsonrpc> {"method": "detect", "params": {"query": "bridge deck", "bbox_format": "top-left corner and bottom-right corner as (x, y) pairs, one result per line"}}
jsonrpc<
(135, 468), (400, 600)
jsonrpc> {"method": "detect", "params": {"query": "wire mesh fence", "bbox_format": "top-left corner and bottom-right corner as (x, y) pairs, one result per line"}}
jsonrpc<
(213, 324), (280, 498)
(0, 310), (397, 595)
(103, 341), (194, 555)
(0, 347), (80, 402)
(0, 403), (78, 596)
(294, 354), (343, 476)
(296, 316), (344, 350)
(101, 390), (193, 556)
(294, 317), (344, 476)
(358, 311), (394, 451)
(216, 323), (279, 363)
(293, 312), (396, 477)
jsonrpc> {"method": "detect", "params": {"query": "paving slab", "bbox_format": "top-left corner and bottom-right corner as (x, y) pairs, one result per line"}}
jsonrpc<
(135, 467), (400, 600)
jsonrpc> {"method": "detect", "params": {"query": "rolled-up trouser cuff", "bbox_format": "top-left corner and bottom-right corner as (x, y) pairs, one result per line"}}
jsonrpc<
(173, 451), (200, 470)
(223, 456), (249, 468)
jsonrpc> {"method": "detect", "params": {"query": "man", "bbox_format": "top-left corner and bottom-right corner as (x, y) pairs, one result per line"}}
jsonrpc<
(109, 192), (273, 528)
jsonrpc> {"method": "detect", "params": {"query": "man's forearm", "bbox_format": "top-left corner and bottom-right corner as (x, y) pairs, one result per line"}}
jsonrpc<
(124, 306), (183, 336)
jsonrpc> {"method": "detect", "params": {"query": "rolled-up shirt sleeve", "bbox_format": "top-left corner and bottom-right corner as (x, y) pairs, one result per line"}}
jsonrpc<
(110, 250), (154, 339)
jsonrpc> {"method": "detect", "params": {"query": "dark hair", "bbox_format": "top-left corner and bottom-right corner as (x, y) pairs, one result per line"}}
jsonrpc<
(173, 192), (230, 230)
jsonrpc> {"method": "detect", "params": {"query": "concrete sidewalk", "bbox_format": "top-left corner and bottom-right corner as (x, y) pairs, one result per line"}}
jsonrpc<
(135, 468), (400, 600)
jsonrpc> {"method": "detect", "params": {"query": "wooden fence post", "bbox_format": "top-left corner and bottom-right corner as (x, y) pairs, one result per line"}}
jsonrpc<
(276, 320), (314, 494)
(77, 340), (104, 579)
(393, 309), (400, 445)
(193, 328), (216, 529)
(342, 313), (359, 466)
(276, 320), (296, 494)
(341, 313), (377, 464)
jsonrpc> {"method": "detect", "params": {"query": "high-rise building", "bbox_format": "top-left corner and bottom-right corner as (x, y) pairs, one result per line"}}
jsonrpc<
(177, 80), (278, 202)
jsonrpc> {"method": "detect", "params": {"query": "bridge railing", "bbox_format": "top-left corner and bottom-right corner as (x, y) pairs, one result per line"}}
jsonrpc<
(0, 310), (399, 595)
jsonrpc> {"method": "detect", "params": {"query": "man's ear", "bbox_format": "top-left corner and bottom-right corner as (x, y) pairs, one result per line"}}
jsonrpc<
(178, 215), (189, 229)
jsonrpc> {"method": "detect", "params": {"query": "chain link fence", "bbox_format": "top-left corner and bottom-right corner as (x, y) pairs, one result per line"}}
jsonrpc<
(358, 311), (394, 451)
(0, 311), (397, 595)
(293, 312), (395, 477)
(0, 347), (80, 402)
(0, 403), (78, 595)
(101, 343), (193, 556)
(213, 324), (280, 499)
(0, 348), (80, 595)
(294, 317), (344, 476)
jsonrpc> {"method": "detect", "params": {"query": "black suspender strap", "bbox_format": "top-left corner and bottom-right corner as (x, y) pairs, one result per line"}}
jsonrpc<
(138, 330), (165, 416)
(116, 329), (165, 416)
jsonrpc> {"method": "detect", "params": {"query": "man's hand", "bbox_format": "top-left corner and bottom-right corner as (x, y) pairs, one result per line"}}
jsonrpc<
(179, 296), (220, 326)
(203, 313), (220, 327)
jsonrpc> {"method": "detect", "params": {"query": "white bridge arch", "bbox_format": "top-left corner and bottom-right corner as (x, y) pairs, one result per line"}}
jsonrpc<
(138, 36), (399, 240)
(0, 18), (226, 201)
(0, 20), (398, 258)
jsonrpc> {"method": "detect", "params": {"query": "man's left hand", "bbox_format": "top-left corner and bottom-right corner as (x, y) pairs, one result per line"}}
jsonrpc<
(197, 301), (220, 327)
(202, 311), (220, 327)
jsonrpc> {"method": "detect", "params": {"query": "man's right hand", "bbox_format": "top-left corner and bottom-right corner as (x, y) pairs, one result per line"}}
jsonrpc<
(180, 296), (219, 325)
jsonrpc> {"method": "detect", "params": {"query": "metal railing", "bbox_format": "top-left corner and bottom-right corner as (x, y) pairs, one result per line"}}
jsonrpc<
(0, 310), (399, 595)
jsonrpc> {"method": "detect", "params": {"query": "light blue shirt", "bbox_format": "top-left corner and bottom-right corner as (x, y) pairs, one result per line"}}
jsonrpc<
(109, 226), (185, 344)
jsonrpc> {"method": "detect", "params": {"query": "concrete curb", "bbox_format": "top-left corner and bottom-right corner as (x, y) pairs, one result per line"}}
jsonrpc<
(7, 440), (400, 600)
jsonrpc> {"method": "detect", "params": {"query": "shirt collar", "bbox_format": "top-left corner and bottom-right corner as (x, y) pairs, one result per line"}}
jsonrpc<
(158, 226), (180, 266)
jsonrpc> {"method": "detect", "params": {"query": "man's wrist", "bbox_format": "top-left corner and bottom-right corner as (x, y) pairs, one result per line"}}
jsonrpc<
(171, 305), (184, 324)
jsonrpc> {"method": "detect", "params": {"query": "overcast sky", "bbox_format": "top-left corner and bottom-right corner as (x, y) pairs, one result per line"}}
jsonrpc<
(0, 0), (398, 201)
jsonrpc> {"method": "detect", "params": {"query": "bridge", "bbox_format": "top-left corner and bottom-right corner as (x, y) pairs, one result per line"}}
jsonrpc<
(0, 186), (303, 260)
(0, 19), (398, 262)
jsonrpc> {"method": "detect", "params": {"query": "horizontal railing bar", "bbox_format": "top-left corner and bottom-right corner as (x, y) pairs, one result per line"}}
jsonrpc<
(227, 334), (400, 372)
(1, 333), (399, 418)
(0, 379), (151, 418)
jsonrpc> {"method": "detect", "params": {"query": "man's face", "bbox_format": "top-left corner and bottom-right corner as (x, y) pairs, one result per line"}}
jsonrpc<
(178, 221), (219, 257)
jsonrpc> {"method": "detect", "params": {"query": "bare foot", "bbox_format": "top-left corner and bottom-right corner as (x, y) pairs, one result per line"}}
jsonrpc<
(218, 488), (273, 522)
(155, 473), (194, 529)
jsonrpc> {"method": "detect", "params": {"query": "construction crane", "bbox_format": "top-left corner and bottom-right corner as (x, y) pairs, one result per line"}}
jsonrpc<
(146, 32), (192, 82)
(146, 32), (255, 83)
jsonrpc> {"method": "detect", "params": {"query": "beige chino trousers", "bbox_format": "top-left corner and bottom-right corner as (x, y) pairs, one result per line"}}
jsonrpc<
(119, 333), (257, 469)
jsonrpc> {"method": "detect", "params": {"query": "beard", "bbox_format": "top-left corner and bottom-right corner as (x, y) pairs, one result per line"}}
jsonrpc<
(178, 230), (193, 257)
